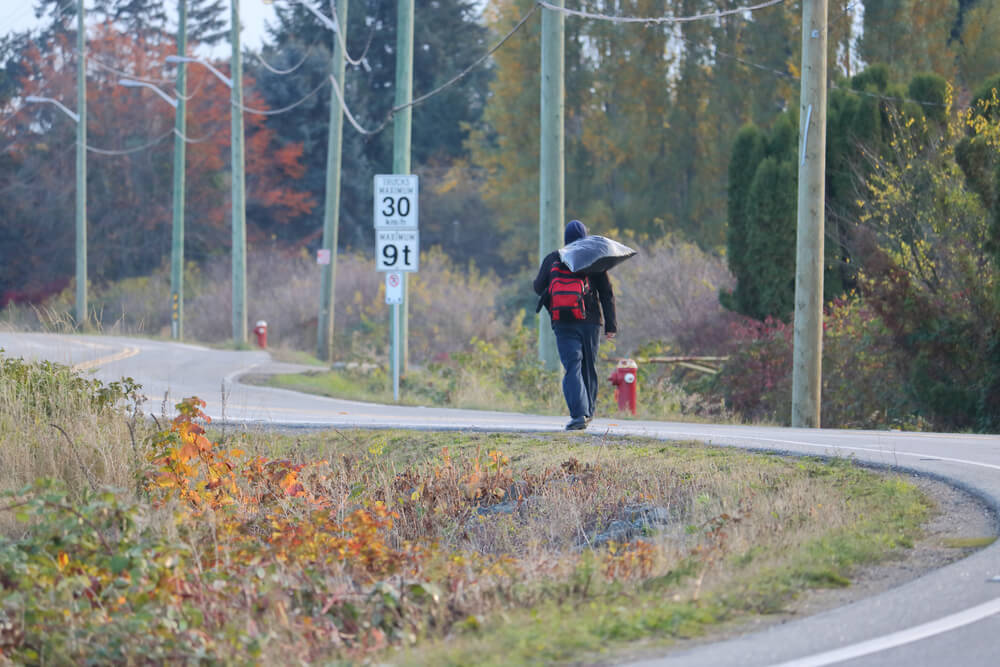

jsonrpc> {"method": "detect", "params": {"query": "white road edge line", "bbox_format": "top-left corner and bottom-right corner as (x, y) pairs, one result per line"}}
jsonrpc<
(770, 596), (1000, 667)
(624, 429), (1000, 472)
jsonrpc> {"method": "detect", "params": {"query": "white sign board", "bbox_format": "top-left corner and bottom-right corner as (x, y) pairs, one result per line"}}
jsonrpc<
(385, 271), (403, 304)
(376, 229), (419, 272)
(374, 174), (419, 229)
(316, 248), (331, 265)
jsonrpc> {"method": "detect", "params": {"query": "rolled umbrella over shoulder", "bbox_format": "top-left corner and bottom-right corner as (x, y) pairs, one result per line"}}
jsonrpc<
(558, 236), (637, 274)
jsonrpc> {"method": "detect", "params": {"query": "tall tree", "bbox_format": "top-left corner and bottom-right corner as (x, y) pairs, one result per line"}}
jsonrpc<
(186, 0), (227, 46)
(0, 23), (313, 303)
(860, 0), (959, 82)
(253, 0), (493, 254)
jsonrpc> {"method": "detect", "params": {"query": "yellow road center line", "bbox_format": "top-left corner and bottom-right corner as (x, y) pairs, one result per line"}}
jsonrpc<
(71, 345), (140, 371)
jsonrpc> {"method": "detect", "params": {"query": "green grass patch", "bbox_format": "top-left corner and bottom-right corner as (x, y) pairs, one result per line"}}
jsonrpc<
(942, 537), (997, 549)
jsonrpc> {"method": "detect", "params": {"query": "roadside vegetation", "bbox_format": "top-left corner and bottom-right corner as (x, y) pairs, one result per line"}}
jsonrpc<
(0, 354), (937, 664)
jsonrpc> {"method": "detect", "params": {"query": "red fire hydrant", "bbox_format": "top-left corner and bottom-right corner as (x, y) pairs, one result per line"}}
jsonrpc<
(253, 320), (268, 349)
(608, 359), (639, 415)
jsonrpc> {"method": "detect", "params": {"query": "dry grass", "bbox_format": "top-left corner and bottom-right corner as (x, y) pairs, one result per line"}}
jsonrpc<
(0, 357), (151, 529)
(0, 354), (932, 664)
(250, 429), (929, 662)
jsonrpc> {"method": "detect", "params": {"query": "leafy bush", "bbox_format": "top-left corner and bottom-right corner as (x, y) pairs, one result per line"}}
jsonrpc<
(702, 298), (929, 429)
(822, 297), (923, 429)
(611, 235), (737, 356)
(703, 317), (793, 424)
(425, 310), (563, 414)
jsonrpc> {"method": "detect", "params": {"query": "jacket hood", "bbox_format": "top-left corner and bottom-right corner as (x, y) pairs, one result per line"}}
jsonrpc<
(564, 219), (587, 244)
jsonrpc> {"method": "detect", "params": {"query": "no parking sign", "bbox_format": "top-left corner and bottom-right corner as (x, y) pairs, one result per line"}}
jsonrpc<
(385, 271), (403, 304)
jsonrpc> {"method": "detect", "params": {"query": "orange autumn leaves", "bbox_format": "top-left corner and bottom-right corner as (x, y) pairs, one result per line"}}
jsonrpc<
(148, 397), (418, 581)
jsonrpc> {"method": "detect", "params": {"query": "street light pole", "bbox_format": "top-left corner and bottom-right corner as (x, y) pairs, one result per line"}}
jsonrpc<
(172, 0), (188, 340)
(118, 76), (185, 341)
(22, 93), (85, 324)
(230, 0), (248, 345)
(164, 23), (245, 346)
(317, 0), (348, 362)
(76, 0), (88, 326)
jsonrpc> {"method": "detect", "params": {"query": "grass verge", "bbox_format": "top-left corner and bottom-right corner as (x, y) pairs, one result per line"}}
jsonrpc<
(251, 429), (931, 665)
(0, 355), (939, 664)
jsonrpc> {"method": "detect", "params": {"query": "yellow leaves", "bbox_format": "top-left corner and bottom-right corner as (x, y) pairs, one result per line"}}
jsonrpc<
(57, 551), (69, 570)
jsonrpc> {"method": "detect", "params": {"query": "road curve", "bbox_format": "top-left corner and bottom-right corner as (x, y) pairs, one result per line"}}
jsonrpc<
(2, 332), (999, 667)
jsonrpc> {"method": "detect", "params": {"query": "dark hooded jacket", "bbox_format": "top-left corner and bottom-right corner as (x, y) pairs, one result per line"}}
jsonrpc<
(533, 221), (617, 334)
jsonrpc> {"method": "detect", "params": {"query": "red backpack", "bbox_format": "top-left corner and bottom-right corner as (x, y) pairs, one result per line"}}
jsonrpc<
(548, 261), (590, 321)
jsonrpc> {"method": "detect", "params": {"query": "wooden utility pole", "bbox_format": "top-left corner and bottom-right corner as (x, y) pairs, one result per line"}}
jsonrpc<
(317, 0), (349, 361)
(393, 0), (414, 373)
(791, 0), (828, 427)
(538, 0), (564, 369)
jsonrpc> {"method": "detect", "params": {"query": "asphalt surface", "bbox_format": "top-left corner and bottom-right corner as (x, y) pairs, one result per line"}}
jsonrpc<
(2, 331), (999, 667)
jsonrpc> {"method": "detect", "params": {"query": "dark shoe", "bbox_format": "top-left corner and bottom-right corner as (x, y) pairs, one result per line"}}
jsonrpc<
(566, 416), (588, 431)
(585, 415), (593, 424)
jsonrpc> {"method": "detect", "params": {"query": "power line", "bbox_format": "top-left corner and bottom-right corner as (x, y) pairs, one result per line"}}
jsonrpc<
(235, 76), (330, 115)
(659, 2), (948, 111)
(86, 129), (174, 155)
(536, 0), (786, 25)
(86, 51), (174, 85)
(327, 0), (377, 70)
(251, 45), (315, 76)
(332, 2), (540, 136)
(174, 124), (223, 144)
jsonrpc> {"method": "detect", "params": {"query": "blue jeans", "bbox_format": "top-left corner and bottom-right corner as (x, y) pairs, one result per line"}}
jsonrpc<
(553, 322), (600, 419)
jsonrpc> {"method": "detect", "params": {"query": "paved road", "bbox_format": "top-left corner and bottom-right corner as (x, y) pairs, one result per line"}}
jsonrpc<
(2, 332), (999, 666)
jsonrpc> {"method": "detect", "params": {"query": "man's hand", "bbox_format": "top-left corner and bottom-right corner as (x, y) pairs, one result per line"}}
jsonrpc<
(605, 332), (616, 341)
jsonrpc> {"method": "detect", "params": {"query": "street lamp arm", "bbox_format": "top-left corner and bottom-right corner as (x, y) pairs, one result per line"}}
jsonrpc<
(299, 1), (337, 32)
(24, 95), (80, 123)
(165, 55), (233, 89)
(118, 79), (178, 108)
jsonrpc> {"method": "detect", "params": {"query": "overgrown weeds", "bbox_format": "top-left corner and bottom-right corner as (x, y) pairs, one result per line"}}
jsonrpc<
(0, 355), (936, 664)
(0, 354), (147, 512)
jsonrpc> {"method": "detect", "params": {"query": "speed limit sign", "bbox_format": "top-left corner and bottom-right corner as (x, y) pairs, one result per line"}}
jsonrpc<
(374, 174), (418, 229)
(374, 175), (419, 273)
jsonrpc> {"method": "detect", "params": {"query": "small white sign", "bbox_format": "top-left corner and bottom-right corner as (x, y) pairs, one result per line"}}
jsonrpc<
(316, 248), (331, 265)
(385, 271), (403, 304)
(376, 229), (419, 272)
(374, 174), (419, 229)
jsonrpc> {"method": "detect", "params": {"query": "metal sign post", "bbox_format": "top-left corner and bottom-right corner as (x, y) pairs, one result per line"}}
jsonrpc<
(386, 271), (404, 401)
(374, 175), (418, 402)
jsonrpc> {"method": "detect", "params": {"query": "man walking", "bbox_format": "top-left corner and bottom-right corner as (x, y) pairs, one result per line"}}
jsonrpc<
(534, 220), (617, 430)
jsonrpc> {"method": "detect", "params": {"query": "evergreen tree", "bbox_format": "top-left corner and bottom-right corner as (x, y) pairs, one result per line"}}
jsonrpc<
(187, 0), (227, 46)
(92, 0), (169, 40)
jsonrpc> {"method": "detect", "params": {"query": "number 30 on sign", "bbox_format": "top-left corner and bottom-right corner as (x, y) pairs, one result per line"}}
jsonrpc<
(376, 229), (419, 272)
